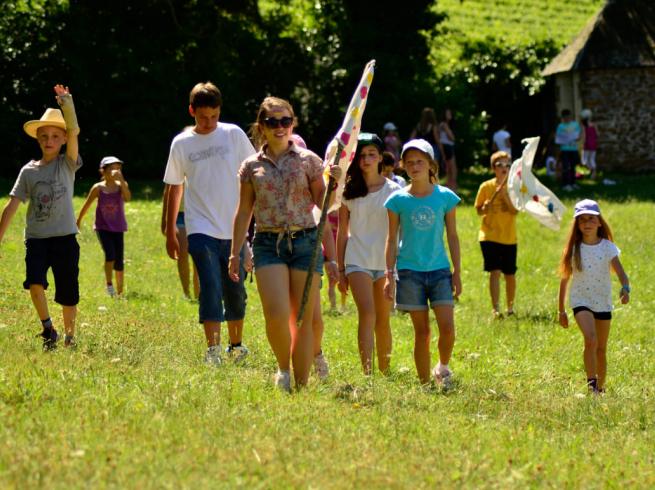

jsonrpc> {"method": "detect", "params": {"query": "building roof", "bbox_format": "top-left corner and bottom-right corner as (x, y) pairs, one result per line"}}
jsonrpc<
(543, 0), (655, 76)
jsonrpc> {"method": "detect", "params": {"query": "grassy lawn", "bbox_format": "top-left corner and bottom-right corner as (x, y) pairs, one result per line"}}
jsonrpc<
(0, 172), (653, 488)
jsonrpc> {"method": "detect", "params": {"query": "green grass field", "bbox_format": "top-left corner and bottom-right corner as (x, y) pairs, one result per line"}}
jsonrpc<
(0, 172), (653, 488)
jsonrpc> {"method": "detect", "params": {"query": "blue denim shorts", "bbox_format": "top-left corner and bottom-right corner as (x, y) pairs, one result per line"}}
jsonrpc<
(187, 234), (246, 323)
(253, 227), (323, 274)
(395, 268), (454, 311)
(345, 264), (386, 282)
(176, 211), (185, 229)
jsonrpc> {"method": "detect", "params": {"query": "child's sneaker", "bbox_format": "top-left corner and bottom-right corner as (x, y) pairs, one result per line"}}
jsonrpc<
(106, 285), (116, 297)
(274, 369), (291, 393)
(204, 345), (223, 366)
(313, 352), (329, 380)
(432, 364), (453, 388)
(39, 328), (59, 351)
(225, 344), (249, 363)
(64, 335), (76, 349)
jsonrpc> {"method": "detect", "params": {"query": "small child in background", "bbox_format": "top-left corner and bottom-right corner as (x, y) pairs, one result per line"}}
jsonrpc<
(580, 109), (599, 180)
(0, 84), (82, 349)
(77, 156), (131, 297)
(382, 122), (402, 162)
(558, 199), (629, 393)
(382, 152), (407, 187)
(474, 151), (519, 318)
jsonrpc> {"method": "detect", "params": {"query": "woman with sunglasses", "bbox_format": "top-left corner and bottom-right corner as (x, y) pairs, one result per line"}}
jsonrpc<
(229, 96), (341, 392)
(474, 151), (519, 319)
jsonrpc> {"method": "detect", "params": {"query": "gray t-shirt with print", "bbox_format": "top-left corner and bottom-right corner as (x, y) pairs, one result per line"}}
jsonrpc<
(10, 154), (83, 239)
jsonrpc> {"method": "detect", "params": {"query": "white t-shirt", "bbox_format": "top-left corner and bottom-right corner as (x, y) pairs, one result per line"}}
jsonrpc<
(493, 129), (511, 155)
(344, 179), (401, 270)
(163, 123), (255, 239)
(569, 239), (620, 312)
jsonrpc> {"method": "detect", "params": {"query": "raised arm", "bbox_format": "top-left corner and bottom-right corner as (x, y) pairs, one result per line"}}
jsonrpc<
(76, 184), (100, 228)
(115, 169), (131, 202)
(445, 207), (461, 299)
(54, 84), (79, 164)
(0, 197), (21, 247)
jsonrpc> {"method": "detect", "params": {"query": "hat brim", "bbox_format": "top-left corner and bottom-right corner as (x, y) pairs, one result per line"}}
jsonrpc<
(573, 210), (600, 218)
(23, 120), (67, 139)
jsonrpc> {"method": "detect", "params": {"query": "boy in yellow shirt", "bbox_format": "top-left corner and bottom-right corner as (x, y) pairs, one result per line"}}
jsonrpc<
(474, 151), (519, 318)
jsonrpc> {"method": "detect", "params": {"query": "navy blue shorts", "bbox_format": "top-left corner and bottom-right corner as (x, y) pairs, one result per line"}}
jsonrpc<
(96, 230), (125, 270)
(24, 234), (80, 306)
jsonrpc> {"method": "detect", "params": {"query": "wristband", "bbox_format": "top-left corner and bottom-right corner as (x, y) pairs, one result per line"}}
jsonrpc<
(621, 285), (631, 294)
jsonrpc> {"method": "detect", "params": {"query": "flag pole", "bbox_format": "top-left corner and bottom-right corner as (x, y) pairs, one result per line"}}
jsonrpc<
(297, 143), (343, 324)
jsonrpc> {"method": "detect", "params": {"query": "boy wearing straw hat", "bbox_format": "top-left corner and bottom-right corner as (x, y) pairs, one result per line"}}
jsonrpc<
(0, 84), (82, 349)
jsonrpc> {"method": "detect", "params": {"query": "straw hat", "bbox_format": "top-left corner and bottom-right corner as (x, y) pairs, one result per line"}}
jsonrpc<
(23, 108), (67, 138)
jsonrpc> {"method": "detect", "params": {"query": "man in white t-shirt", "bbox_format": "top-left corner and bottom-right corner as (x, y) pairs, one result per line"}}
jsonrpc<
(163, 82), (256, 366)
(492, 124), (512, 157)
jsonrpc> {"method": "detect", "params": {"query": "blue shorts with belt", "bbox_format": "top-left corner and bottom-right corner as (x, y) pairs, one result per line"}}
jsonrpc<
(253, 227), (323, 274)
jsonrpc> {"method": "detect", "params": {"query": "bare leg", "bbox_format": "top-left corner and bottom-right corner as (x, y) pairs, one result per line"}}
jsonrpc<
(227, 320), (243, 345)
(203, 321), (221, 347)
(409, 310), (431, 384)
(289, 268), (318, 387)
(489, 270), (501, 314)
(29, 284), (50, 322)
(349, 272), (376, 375)
(62, 305), (76, 337)
(504, 273), (516, 313)
(574, 310), (598, 382)
(104, 260), (114, 284)
(115, 270), (124, 295)
(595, 319), (611, 389)
(372, 277), (392, 374)
(255, 265), (292, 371)
(433, 305), (456, 366)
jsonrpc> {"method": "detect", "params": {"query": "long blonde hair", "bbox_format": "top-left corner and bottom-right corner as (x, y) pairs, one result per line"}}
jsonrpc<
(250, 96), (297, 150)
(558, 214), (614, 277)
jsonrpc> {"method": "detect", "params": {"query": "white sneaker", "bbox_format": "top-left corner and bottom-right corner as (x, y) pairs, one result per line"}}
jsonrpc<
(274, 369), (291, 393)
(313, 352), (329, 380)
(432, 364), (453, 388)
(204, 345), (223, 366)
(106, 285), (116, 297)
(226, 344), (249, 363)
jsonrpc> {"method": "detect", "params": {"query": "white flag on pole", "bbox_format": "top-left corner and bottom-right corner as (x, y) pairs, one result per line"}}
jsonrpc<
(507, 137), (566, 230)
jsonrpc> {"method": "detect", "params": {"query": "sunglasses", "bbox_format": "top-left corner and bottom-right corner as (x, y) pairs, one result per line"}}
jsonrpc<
(494, 162), (511, 168)
(262, 116), (293, 129)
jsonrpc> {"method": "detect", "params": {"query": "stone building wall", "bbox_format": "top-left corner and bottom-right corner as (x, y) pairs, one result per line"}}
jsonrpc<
(579, 67), (655, 171)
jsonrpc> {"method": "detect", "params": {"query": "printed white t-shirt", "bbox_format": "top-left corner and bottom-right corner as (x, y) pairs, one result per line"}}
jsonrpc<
(344, 179), (401, 270)
(163, 123), (255, 239)
(569, 239), (620, 312)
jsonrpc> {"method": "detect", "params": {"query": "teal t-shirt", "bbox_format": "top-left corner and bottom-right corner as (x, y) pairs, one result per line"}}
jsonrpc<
(384, 185), (460, 272)
(556, 121), (581, 151)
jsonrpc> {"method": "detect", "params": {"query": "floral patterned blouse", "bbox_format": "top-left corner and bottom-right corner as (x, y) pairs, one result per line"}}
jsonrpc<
(238, 143), (325, 229)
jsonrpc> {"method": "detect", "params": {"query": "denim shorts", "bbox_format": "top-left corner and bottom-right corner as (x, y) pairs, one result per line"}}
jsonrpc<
(187, 233), (246, 323)
(253, 228), (323, 274)
(176, 212), (185, 229)
(345, 264), (386, 282)
(395, 268), (453, 311)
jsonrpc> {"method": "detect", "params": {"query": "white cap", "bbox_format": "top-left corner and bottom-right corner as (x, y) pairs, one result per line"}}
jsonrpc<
(401, 139), (434, 160)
